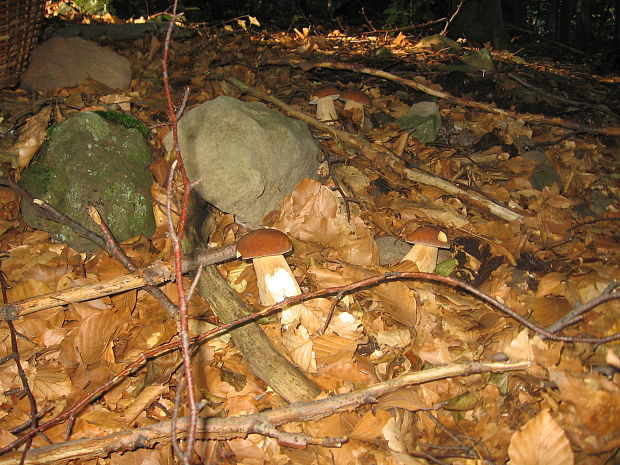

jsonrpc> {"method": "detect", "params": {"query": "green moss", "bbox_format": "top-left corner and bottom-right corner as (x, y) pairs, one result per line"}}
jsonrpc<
(95, 110), (150, 139)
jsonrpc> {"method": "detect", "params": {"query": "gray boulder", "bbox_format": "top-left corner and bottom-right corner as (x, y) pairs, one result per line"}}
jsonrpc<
(20, 37), (132, 92)
(168, 96), (319, 228)
(20, 112), (155, 252)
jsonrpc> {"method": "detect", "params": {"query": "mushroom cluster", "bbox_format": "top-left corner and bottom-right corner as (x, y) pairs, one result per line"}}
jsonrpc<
(309, 86), (372, 127)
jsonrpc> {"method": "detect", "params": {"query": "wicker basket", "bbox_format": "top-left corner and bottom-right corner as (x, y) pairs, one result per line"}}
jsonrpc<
(0, 0), (45, 89)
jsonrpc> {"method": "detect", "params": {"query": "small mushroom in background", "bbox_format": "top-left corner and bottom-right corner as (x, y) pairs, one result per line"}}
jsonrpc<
(339, 88), (372, 130)
(401, 226), (451, 272)
(236, 228), (305, 326)
(309, 85), (340, 124)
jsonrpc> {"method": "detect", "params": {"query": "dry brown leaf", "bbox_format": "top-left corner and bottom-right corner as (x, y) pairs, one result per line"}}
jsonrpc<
(549, 369), (620, 452)
(6, 279), (54, 303)
(341, 262), (418, 327)
(73, 408), (125, 438)
(503, 329), (533, 361)
(375, 329), (412, 349)
(271, 178), (379, 266)
(32, 365), (73, 401)
(535, 272), (566, 298)
(282, 325), (316, 373)
(121, 384), (167, 424)
(110, 448), (166, 465)
(508, 409), (574, 465)
(0, 430), (18, 449)
(312, 334), (357, 366)
(416, 336), (464, 365)
(17, 106), (52, 170)
(325, 311), (363, 338)
(227, 437), (269, 465)
(74, 309), (121, 365)
(349, 409), (392, 441)
(376, 388), (429, 412)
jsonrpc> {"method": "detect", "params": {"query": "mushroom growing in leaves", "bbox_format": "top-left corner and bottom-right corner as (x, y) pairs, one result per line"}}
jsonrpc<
(401, 226), (450, 272)
(309, 85), (340, 124)
(340, 88), (371, 112)
(340, 88), (371, 129)
(236, 229), (304, 325)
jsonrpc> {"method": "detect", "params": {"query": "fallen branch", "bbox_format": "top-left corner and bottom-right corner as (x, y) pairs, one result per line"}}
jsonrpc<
(0, 177), (180, 319)
(223, 76), (523, 222)
(2, 267), (615, 456)
(262, 57), (620, 136)
(184, 194), (321, 403)
(0, 360), (530, 465)
(0, 244), (237, 320)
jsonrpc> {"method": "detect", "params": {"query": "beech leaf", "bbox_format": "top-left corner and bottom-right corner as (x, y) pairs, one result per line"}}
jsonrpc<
(508, 409), (574, 465)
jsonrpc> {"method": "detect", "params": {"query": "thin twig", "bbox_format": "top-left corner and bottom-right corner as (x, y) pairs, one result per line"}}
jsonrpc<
(162, 3), (198, 461)
(0, 361), (529, 464)
(546, 281), (620, 333)
(0, 266), (38, 465)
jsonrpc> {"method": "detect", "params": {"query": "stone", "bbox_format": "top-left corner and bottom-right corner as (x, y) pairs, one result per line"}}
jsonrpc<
(20, 37), (132, 92)
(167, 96), (320, 228)
(19, 112), (155, 252)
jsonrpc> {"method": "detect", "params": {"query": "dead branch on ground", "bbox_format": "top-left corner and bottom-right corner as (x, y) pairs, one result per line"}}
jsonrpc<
(222, 76), (523, 222)
(0, 360), (530, 465)
(262, 57), (620, 136)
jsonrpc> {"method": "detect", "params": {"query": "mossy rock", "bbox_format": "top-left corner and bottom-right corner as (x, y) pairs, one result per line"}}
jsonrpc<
(20, 111), (155, 252)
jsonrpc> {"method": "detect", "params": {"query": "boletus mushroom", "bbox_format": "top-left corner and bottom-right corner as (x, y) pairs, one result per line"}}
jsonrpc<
(309, 85), (340, 124)
(236, 229), (305, 326)
(340, 88), (372, 129)
(401, 226), (450, 273)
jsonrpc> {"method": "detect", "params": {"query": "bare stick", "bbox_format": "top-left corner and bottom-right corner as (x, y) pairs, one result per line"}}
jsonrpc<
(223, 76), (522, 222)
(260, 57), (620, 136)
(0, 361), (529, 465)
(162, 2), (198, 460)
(0, 243), (236, 320)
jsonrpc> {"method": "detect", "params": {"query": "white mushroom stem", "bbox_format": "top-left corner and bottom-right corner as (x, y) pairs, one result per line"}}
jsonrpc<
(252, 255), (305, 327)
(315, 98), (338, 123)
(401, 244), (438, 272)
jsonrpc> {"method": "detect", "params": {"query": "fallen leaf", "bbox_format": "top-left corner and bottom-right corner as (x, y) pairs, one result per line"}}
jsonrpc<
(508, 409), (574, 465)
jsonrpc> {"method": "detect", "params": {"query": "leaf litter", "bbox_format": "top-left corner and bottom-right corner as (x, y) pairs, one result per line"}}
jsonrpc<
(0, 10), (619, 465)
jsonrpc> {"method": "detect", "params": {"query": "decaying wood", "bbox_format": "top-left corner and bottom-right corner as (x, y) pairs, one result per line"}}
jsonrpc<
(184, 195), (321, 403)
(195, 264), (321, 402)
(0, 360), (529, 465)
(225, 76), (523, 222)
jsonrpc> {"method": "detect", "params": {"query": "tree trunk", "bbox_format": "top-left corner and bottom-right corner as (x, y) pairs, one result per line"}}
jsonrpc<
(575, 0), (591, 49)
(559, 0), (576, 45)
(446, 0), (511, 49)
(614, 0), (620, 46)
(548, 0), (560, 40)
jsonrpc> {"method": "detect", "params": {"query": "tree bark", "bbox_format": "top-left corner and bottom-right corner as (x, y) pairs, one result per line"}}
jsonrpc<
(446, 0), (511, 49)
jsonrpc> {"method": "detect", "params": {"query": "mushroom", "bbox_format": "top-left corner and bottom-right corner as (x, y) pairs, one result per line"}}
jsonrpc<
(236, 229), (304, 325)
(339, 88), (371, 129)
(339, 88), (371, 112)
(401, 226), (450, 272)
(309, 85), (340, 124)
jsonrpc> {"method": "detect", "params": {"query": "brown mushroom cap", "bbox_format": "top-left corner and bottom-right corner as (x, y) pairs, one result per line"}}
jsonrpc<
(310, 85), (340, 103)
(339, 88), (371, 107)
(236, 229), (293, 259)
(405, 227), (450, 248)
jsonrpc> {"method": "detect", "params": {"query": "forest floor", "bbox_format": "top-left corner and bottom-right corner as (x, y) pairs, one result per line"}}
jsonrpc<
(0, 11), (619, 465)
